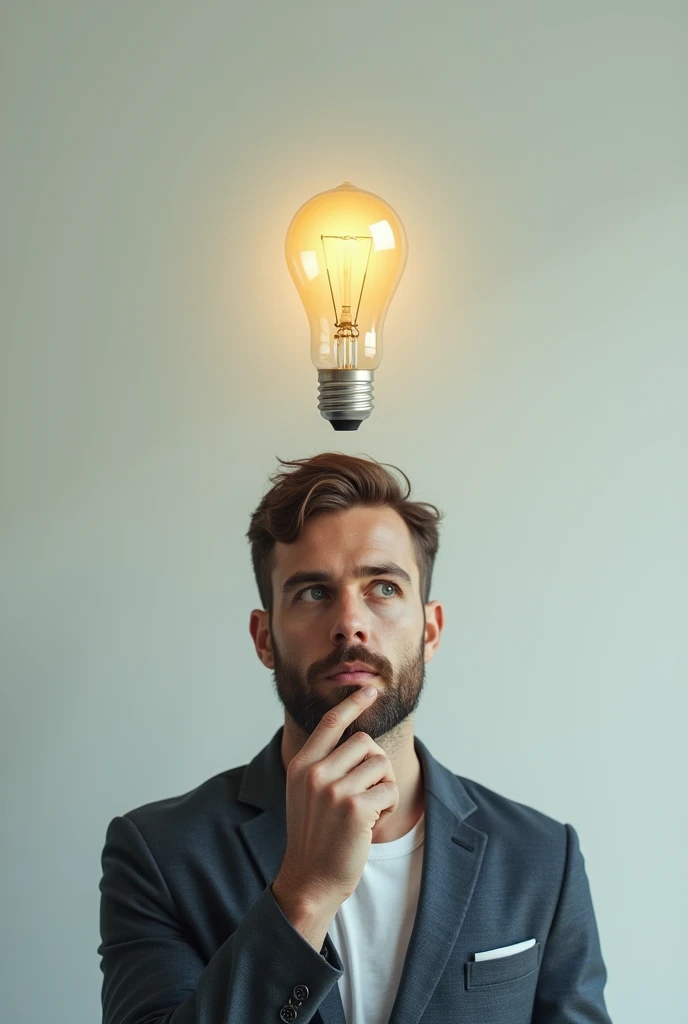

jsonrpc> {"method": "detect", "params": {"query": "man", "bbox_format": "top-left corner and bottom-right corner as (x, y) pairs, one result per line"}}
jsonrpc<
(98, 452), (612, 1023)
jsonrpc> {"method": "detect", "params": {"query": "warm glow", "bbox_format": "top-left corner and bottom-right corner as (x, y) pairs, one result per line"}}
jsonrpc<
(364, 329), (377, 357)
(369, 219), (396, 251)
(285, 182), (408, 371)
(300, 250), (320, 281)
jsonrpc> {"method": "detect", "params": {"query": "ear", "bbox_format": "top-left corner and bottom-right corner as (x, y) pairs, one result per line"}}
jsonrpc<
(423, 599), (444, 664)
(249, 609), (275, 670)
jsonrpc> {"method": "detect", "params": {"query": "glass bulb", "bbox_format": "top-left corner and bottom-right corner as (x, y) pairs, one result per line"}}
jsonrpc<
(285, 181), (408, 429)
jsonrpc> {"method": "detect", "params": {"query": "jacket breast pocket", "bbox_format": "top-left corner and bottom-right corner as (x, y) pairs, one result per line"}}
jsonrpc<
(464, 940), (541, 990)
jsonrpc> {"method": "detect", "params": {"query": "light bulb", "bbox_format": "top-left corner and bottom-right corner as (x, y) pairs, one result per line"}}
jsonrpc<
(285, 181), (408, 430)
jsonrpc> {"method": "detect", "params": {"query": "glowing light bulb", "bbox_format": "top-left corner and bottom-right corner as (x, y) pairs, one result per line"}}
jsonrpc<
(285, 181), (408, 429)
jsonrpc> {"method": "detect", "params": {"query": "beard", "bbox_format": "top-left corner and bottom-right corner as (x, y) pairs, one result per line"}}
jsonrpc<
(269, 617), (427, 749)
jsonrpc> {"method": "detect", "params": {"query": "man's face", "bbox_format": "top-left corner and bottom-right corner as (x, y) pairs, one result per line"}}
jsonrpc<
(262, 505), (434, 748)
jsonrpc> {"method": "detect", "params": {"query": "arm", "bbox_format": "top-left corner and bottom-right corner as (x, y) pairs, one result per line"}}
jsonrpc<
(97, 814), (343, 1024)
(532, 823), (613, 1023)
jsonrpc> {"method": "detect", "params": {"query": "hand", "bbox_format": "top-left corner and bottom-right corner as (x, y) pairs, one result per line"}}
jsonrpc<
(276, 686), (399, 916)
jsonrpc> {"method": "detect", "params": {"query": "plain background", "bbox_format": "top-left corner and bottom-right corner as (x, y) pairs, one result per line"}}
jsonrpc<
(1, 2), (686, 1022)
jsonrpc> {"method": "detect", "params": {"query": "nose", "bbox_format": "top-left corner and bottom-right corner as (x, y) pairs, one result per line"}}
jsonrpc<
(328, 590), (370, 647)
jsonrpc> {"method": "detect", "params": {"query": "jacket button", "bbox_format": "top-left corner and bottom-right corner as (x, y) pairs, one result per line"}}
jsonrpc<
(278, 984), (310, 1020)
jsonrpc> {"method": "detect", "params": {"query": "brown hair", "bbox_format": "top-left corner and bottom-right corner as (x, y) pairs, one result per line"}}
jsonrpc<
(246, 452), (444, 612)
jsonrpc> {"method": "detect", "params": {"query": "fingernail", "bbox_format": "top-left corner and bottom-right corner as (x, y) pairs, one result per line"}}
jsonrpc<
(362, 686), (377, 697)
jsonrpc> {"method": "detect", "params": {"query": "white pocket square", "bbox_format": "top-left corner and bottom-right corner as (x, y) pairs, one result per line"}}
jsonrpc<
(474, 938), (536, 962)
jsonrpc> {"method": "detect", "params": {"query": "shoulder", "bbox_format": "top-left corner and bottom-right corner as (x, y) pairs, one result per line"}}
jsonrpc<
(456, 772), (569, 856)
(119, 764), (249, 841)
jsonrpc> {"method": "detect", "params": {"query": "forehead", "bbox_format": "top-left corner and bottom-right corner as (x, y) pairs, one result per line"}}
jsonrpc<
(272, 506), (419, 587)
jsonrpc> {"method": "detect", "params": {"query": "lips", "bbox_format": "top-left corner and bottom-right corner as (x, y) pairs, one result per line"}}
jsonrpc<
(328, 661), (377, 675)
(323, 660), (381, 685)
(328, 670), (379, 684)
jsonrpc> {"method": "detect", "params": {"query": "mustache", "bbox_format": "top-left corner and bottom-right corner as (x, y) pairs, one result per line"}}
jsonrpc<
(308, 648), (390, 681)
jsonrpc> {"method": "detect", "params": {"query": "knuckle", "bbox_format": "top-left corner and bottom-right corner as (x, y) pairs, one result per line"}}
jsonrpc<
(363, 734), (384, 754)
(342, 793), (359, 817)
(362, 752), (383, 769)
(364, 750), (390, 772)
(305, 764), (324, 788)
(286, 755), (304, 777)
(321, 708), (341, 728)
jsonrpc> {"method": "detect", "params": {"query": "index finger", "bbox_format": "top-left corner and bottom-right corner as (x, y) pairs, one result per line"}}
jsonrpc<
(297, 686), (378, 765)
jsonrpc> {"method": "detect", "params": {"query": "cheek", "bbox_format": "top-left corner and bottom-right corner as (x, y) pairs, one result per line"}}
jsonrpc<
(377, 606), (421, 641)
(278, 620), (317, 653)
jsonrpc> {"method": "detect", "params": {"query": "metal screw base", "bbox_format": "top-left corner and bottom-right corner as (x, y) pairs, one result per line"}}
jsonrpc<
(317, 369), (374, 431)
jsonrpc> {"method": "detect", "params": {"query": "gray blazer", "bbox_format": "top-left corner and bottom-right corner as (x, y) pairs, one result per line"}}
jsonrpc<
(98, 725), (612, 1023)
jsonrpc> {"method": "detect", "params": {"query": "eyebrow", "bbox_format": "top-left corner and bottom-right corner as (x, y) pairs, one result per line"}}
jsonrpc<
(280, 562), (413, 598)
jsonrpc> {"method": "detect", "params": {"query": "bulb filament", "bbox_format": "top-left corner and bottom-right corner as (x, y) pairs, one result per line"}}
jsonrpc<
(321, 234), (372, 368)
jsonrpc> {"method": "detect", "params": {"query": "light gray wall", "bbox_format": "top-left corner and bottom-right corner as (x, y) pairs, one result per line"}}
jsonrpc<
(1, 3), (686, 1022)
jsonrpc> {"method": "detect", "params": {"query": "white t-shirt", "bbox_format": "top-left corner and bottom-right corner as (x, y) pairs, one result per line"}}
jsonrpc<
(327, 811), (426, 1024)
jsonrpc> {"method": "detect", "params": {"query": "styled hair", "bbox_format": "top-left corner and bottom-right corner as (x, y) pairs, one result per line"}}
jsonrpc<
(246, 452), (444, 612)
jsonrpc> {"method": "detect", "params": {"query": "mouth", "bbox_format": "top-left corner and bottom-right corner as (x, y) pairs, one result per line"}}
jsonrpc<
(326, 670), (379, 685)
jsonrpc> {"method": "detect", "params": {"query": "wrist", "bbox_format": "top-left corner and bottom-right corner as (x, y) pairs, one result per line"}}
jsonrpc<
(272, 873), (331, 917)
(272, 874), (337, 952)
